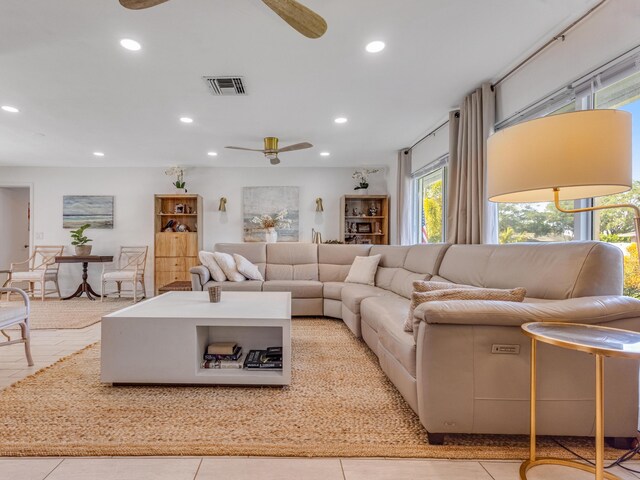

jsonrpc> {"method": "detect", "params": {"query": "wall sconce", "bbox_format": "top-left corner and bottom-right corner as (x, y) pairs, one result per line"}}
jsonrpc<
(218, 197), (227, 212)
(315, 197), (324, 212)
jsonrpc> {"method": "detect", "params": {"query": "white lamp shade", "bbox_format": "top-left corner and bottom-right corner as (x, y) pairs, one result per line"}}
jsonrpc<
(487, 110), (632, 203)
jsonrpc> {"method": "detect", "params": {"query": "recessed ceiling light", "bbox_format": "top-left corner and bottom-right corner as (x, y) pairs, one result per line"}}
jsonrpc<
(320, 152), (331, 157)
(207, 151), (218, 157)
(120, 38), (141, 51)
(93, 152), (105, 157)
(334, 117), (348, 124)
(1, 105), (19, 113)
(180, 117), (194, 124)
(366, 41), (386, 53)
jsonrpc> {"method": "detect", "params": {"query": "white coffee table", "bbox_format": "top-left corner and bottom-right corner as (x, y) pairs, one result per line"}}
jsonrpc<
(100, 291), (292, 386)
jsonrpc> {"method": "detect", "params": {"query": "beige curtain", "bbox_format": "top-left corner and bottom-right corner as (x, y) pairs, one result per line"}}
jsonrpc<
(396, 149), (413, 245)
(446, 83), (497, 244)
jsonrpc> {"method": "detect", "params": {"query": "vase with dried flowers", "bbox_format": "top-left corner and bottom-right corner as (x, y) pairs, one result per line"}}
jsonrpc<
(352, 168), (380, 194)
(165, 166), (187, 194)
(251, 209), (292, 243)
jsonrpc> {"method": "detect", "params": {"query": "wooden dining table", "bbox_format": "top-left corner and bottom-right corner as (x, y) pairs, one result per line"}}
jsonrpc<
(55, 255), (113, 300)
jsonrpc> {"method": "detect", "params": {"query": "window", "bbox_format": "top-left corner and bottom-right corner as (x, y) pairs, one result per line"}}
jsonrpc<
(592, 69), (640, 297)
(415, 168), (445, 243)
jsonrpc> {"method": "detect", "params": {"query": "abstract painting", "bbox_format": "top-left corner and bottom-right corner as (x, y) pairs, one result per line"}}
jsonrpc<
(63, 195), (114, 229)
(243, 187), (299, 242)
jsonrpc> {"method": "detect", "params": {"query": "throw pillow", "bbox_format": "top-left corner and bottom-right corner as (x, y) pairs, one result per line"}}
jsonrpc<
(412, 280), (477, 293)
(212, 252), (246, 282)
(233, 254), (264, 281)
(198, 251), (227, 282)
(404, 286), (527, 332)
(345, 254), (382, 286)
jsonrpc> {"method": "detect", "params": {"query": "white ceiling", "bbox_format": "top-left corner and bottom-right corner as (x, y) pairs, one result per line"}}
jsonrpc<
(0, 0), (597, 168)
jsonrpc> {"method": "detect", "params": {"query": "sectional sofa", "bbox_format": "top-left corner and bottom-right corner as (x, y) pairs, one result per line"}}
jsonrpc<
(191, 241), (640, 446)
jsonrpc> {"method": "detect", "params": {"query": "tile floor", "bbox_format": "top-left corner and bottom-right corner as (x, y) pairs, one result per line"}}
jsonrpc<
(1, 325), (640, 479)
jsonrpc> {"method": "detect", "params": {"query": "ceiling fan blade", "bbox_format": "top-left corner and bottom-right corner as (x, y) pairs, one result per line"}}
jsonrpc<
(277, 142), (313, 153)
(119, 0), (170, 9)
(270, 157), (281, 165)
(261, 0), (327, 39)
(225, 146), (266, 152)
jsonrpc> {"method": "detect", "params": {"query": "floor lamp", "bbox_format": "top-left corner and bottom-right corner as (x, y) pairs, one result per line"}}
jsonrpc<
(487, 109), (636, 480)
(487, 109), (638, 261)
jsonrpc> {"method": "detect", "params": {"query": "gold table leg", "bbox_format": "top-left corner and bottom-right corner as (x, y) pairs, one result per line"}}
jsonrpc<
(520, 344), (620, 479)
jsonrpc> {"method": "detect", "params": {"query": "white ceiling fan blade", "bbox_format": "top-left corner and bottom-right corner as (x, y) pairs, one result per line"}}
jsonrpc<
(277, 142), (313, 152)
(261, 0), (327, 39)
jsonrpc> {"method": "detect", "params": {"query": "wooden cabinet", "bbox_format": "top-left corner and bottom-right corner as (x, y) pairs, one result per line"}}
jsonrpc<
(154, 195), (203, 294)
(340, 195), (390, 245)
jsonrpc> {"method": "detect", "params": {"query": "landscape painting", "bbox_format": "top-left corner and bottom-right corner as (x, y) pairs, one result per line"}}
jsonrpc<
(63, 195), (114, 229)
(243, 187), (299, 242)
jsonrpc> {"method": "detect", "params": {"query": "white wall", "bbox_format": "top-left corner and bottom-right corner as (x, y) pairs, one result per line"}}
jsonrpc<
(0, 166), (388, 296)
(0, 187), (30, 272)
(496, 0), (640, 122)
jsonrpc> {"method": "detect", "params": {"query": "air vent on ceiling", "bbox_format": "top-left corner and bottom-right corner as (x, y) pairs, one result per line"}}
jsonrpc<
(203, 76), (247, 96)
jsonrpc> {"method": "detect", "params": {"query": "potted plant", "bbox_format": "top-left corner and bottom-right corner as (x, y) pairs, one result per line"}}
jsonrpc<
(165, 166), (187, 193)
(71, 223), (92, 256)
(251, 209), (292, 243)
(352, 168), (381, 194)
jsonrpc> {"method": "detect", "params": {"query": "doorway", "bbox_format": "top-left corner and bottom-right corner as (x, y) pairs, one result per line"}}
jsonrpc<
(0, 186), (31, 285)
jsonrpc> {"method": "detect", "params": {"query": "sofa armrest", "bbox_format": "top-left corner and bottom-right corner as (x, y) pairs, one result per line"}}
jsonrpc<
(413, 296), (640, 331)
(190, 266), (210, 291)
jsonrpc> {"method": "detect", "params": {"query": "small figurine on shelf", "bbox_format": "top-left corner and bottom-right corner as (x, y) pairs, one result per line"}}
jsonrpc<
(352, 208), (358, 216)
(368, 204), (378, 216)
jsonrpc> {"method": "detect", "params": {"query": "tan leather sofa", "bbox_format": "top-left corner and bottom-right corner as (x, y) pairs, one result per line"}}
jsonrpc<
(191, 241), (640, 446)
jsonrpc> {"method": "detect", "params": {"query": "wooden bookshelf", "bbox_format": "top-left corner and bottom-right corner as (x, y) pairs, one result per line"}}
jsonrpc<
(154, 194), (203, 294)
(340, 195), (390, 245)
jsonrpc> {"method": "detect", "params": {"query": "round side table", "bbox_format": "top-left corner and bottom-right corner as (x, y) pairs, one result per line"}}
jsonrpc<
(520, 322), (640, 480)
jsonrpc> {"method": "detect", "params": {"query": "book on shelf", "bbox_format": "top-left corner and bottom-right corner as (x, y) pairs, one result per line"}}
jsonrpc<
(201, 353), (245, 369)
(203, 346), (242, 361)
(244, 348), (283, 370)
(207, 342), (238, 355)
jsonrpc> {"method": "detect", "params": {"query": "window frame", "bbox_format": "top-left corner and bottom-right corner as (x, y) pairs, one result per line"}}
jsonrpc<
(412, 155), (448, 244)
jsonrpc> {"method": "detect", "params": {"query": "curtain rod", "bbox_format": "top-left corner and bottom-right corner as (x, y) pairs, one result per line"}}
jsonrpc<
(492, 0), (607, 90)
(409, 114), (458, 151)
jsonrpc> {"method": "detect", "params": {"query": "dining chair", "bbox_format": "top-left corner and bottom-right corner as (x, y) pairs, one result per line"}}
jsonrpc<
(100, 246), (148, 303)
(6, 245), (64, 301)
(0, 287), (34, 366)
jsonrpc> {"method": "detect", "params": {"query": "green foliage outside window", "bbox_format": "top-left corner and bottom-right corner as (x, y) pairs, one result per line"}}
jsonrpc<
(422, 179), (443, 243)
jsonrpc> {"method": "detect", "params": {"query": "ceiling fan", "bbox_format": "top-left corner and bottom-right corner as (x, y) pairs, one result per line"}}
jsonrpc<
(226, 137), (312, 165)
(118, 0), (327, 39)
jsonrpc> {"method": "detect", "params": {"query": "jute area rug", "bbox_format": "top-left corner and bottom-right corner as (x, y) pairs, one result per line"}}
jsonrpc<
(0, 318), (618, 459)
(0, 297), (132, 329)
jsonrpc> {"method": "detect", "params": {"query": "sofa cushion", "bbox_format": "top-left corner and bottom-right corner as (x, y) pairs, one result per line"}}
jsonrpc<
(215, 243), (266, 279)
(202, 280), (263, 292)
(233, 254), (264, 281)
(323, 282), (346, 300)
(212, 252), (245, 282)
(361, 293), (409, 334)
(361, 296), (415, 377)
(345, 254), (381, 286)
(381, 244), (451, 298)
(199, 251), (227, 282)
(371, 245), (411, 292)
(436, 242), (622, 300)
(266, 243), (319, 281)
(263, 280), (323, 298)
(0, 305), (28, 328)
(341, 284), (389, 314)
(318, 244), (372, 282)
